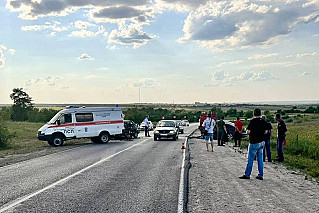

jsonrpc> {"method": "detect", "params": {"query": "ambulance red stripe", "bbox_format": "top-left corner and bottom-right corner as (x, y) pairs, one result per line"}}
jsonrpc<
(48, 120), (124, 128)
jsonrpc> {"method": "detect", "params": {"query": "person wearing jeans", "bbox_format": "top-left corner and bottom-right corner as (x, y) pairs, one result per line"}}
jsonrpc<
(245, 142), (265, 178)
(202, 113), (215, 152)
(240, 108), (267, 180)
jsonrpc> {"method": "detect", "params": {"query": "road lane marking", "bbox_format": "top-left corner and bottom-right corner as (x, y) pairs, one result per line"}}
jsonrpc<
(177, 136), (188, 213)
(0, 138), (150, 213)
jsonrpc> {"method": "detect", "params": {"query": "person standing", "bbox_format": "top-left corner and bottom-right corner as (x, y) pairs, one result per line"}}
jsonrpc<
(202, 113), (215, 152)
(217, 116), (227, 146)
(275, 114), (287, 162)
(234, 117), (243, 147)
(262, 115), (273, 162)
(143, 115), (150, 137)
(240, 108), (267, 180)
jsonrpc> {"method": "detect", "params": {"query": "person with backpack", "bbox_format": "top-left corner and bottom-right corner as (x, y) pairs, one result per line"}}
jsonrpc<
(202, 113), (215, 152)
(275, 113), (287, 162)
(240, 108), (267, 180)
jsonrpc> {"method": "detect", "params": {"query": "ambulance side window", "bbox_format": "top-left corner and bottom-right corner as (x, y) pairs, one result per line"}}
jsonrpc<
(59, 113), (72, 124)
(75, 113), (93, 122)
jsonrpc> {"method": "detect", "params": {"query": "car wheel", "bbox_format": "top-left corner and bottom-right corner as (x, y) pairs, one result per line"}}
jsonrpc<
(99, 132), (110, 143)
(173, 136), (177, 141)
(51, 135), (64, 147)
(154, 136), (158, 141)
(181, 130), (184, 134)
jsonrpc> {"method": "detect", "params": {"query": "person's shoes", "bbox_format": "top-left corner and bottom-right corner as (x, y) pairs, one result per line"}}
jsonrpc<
(239, 175), (250, 179)
(256, 176), (263, 180)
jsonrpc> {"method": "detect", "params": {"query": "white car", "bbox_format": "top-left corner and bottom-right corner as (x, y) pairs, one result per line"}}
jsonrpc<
(181, 120), (190, 126)
(154, 120), (179, 141)
(138, 121), (154, 131)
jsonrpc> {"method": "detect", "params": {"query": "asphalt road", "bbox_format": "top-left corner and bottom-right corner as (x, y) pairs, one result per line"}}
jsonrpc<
(0, 124), (197, 213)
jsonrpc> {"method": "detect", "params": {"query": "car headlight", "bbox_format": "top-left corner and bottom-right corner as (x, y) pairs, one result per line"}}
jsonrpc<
(170, 130), (175, 133)
(154, 130), (159, 134)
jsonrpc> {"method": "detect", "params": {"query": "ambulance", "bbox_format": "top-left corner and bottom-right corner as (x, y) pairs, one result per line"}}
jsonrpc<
(37, 106), (124, 146)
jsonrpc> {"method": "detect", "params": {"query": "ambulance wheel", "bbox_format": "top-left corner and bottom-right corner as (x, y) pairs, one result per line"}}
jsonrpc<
(91, 137), (100, 144)
(99, 132), (110, 143)
(51, 135), (64, 146)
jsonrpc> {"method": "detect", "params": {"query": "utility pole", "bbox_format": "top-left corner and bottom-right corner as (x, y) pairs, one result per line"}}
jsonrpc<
(139, 87), (141, 104)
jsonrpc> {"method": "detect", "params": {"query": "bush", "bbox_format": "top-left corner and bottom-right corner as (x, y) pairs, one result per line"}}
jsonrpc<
(0, 119), (15, 149)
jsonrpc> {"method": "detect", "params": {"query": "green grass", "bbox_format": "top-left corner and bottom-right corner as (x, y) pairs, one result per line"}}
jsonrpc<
(0, 121), (88, 157)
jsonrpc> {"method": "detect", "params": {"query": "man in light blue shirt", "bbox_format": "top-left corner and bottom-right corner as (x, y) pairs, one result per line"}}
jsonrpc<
(143, 115), (150, 137)
(202, 113), (215, 152)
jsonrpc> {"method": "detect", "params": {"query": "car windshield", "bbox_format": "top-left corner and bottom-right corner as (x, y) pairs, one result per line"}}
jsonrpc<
(157, 121), (175, 127)
(48, 113), (62, 124)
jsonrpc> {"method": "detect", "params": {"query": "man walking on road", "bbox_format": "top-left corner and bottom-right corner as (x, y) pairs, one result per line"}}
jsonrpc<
(234, 117), (243, 147)
(240, 108), (267, 180)
(275, 114), (287, 162)
(143, 115), (150, 137)
(217, 116), (227, 146)
(262, 115), (273, 162)
(202, 113), (215, 152)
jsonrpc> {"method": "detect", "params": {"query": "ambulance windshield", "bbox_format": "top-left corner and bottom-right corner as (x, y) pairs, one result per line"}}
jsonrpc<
(48, 113), (62, 124)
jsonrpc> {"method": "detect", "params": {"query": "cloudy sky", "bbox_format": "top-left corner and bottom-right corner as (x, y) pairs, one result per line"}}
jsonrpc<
(1, 0), (318, 104)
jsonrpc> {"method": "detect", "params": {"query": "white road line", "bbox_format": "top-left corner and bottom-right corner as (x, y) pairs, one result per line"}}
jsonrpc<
(177, 136), (188, 213)
(0, 138), (150, 213)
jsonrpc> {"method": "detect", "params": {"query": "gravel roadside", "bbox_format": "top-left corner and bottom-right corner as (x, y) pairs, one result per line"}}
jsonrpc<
(187, 134), (319, 212)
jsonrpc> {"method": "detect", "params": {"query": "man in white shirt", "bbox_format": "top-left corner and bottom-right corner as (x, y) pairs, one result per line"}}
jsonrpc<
(143, 115), (150, 137)
(202, 113), (215, 152)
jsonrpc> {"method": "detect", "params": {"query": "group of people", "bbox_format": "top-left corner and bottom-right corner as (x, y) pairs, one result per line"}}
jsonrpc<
(202, 108), (287, 180)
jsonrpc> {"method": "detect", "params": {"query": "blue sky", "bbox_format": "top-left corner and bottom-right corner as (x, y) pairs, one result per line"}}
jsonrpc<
(0, 0), (318, 104)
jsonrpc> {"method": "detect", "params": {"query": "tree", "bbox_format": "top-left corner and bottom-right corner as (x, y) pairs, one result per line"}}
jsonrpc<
(0, 118), (15, 148)
(10, 88), (34, 121)
(244, 110), (253, 119)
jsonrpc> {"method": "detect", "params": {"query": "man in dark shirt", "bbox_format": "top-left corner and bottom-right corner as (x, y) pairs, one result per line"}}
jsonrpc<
(262, 115), (273, 162)
(217, 116), (227, 146)
(275, 114), (287, 162)
(240, 108), (267, 180)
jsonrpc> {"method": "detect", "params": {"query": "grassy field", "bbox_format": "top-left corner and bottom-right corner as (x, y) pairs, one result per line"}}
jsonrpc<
(239, 114), (319, 181)
(0, 121), (88, 157)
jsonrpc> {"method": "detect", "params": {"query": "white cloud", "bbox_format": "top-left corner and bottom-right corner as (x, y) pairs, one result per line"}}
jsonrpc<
(248, 53), (279, 60)
(77, 53), (94, 61)
(248, 71), (276, 81)
(25, 76), (62, 87)
(84, 75), (98, 79)
(250, 61), (298, 68)
(300, 72), (311, 76)
(131, 78), (159, 88)
(108, 23), (155, 48)
(216, 60), (243, 68)
(21, 22), (68, 32)
(69, 25), (105, 37)
(178, 0), (319, 51)
(74, 20), (96, 29)
(0, 45), (15, 70)
(296, 52), (319, 58)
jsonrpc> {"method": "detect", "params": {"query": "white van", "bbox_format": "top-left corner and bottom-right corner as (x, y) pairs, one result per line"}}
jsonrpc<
(37, 106), (124, 146)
